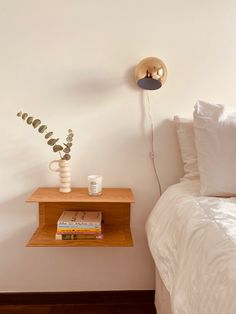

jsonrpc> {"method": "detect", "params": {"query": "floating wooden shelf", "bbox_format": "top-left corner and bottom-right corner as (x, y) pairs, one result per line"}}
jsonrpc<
(26, 188), (134, 247)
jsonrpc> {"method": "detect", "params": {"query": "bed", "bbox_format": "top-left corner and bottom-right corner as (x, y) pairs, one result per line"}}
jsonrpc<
(145, 100), (236, 313)
(146, 179), (236, 314)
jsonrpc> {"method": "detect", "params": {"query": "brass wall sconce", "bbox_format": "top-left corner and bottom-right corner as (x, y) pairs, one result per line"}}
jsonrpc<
(135, 57), (167, 90)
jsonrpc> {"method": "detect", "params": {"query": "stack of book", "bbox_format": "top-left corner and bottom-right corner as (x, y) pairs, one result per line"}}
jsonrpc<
(55, 211), (103, 240)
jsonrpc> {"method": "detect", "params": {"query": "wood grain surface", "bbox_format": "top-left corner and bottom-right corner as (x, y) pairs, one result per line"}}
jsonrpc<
(26, 188), (135, 203)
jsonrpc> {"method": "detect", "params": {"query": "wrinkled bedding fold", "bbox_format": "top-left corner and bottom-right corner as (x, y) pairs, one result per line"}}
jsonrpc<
(146, 180), (236, 314)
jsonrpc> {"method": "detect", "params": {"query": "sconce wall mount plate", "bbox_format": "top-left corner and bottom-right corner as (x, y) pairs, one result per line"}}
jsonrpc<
(135, 57), (167, 90)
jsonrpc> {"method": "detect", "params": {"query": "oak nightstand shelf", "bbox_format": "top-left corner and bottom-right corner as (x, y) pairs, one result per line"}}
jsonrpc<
(26, 187), (134, 247)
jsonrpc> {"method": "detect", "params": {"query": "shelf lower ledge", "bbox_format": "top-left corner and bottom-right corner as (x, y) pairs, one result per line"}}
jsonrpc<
(26, 224), (133, 247)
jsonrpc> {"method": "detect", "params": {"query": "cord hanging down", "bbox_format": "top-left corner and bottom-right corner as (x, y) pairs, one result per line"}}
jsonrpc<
(144, 90), (162, 196)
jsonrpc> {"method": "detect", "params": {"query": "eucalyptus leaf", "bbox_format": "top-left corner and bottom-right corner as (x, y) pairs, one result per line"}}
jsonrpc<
(22, 113), (28, 120)
(63, 147), (71, 153)
(32, 119), (41, 128)
(47, 138), (59, 146)
(45, 131), (53, 139)
(38, 125), (47, 133)
(17, 111), (22, 117)
(27, 116), (34, 124)
(63, 154), (71, 160)
(66, 137), (73, 142)
(64, 142), (72, 148)
(53, 145), (63, 152)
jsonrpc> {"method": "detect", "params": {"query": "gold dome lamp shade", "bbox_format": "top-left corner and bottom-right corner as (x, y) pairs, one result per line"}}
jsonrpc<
(135, 57), (167, 90)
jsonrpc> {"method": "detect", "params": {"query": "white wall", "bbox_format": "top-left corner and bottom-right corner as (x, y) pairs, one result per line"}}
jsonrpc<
(0, 0), (236, 292)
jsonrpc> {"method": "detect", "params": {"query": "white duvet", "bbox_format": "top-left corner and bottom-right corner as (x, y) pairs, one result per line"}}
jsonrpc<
(146, 180), (236, 314)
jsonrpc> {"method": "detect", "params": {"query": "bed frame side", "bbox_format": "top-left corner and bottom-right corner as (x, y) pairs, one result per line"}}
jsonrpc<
(155, 267), (172, 314)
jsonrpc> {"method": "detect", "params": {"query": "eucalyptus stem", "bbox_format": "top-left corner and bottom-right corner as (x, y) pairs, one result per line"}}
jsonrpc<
(17, 110), (74, 160)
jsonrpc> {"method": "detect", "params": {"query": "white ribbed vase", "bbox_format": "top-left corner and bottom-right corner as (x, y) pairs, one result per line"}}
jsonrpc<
(49, 159), (71, 193)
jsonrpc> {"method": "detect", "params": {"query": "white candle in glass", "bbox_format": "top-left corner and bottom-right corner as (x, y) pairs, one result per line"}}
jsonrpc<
(88, 175), (103, 196)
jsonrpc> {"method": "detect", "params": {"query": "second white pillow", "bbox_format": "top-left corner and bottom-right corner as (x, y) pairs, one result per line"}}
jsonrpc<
(193, 100), (236, 196)
(174, 115), (199, 180)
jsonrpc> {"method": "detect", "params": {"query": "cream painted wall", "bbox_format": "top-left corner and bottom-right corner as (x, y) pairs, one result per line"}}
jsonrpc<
(0, 0), (236, 292)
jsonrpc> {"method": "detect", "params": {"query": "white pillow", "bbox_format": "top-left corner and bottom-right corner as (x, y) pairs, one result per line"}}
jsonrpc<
(193, 100), (236, 196)
(174, 116), (199, 180)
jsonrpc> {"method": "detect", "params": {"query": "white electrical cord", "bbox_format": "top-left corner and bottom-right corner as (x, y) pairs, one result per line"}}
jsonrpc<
(143, 90), (162, 196)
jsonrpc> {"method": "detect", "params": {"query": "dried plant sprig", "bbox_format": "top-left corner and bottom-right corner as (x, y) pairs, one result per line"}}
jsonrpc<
(17, 111), (74, 160)
(61, 129), (74, 160)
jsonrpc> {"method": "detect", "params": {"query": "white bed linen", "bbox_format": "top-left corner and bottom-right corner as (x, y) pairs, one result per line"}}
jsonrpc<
(146, 180), (236, 314)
